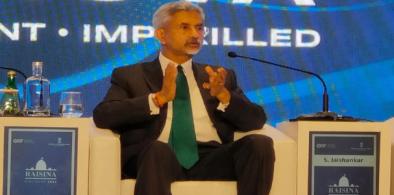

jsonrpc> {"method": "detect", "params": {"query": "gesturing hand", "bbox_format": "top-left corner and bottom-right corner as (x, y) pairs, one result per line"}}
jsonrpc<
(203, 66), (231, 104)
(155, 63), (177, 107)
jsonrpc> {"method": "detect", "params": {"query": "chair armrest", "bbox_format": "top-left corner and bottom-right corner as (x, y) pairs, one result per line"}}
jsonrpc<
(234, 124), (284, 141)
(89, 127), (121, 195)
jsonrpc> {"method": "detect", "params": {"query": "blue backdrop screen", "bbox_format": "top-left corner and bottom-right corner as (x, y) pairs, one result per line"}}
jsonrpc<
(1, 0), (393, 125)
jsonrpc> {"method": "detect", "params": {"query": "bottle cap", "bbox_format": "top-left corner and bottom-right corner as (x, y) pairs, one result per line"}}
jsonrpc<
(32, 61), (43, 76)
(32, 61), (43, 68)
(7, 71), (16, 77)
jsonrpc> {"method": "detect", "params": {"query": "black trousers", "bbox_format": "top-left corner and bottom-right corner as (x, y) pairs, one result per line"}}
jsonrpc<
(125, 134), (275, 195)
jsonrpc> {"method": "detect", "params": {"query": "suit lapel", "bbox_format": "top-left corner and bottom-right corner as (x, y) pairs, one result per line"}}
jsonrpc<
(143, 58), (163, 92)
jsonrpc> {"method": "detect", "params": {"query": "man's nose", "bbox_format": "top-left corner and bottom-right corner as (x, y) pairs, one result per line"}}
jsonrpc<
(190, 27), (203, 38)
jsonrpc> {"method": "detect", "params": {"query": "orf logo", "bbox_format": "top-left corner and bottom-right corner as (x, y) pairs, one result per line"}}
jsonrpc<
(24, 157), (57, 184)
(328, 174), (360, 195)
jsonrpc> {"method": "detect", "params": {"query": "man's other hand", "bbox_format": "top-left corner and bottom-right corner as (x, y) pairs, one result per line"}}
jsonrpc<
(203, 66), (231, 104)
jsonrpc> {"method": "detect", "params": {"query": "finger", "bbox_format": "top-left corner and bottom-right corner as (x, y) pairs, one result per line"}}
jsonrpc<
(217, 67), (227, 77)
(166, 63), (175, 69)
(167, 63), (177, 73)
(165, 63), (177, 80)
(204, 66), (216, 77)
(217, 68), (227, 82)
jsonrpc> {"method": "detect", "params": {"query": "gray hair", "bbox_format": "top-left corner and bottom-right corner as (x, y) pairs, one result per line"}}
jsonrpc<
(152, 1), (205, 29)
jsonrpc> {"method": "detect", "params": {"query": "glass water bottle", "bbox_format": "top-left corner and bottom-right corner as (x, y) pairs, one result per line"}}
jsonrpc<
(24, 61), (51, 116)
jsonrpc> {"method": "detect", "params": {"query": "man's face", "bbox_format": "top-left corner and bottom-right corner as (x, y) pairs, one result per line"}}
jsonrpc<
(156, 10), (205, 58)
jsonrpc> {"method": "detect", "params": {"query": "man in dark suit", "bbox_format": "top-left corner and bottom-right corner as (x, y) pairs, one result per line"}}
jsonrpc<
(93, 1), (275, 195)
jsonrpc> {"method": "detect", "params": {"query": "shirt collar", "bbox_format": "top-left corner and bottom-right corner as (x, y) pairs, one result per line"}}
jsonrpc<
(159, 52), (193, 75)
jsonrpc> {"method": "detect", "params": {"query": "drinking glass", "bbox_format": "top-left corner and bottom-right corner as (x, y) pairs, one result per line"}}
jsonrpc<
(59, 91), (83, 117)
(0, 89), (20, 116)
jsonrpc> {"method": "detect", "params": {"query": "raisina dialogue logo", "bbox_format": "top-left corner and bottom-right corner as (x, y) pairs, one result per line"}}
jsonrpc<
(25, 157), (57, 184)
(328, 174), (360, 195)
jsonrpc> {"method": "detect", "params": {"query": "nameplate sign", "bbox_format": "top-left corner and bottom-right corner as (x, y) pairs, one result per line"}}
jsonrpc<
(3, 127), (77, 195)
(309, 132), (379, 195)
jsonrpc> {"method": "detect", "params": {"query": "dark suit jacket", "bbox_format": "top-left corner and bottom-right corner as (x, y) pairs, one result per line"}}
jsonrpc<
(93, 58), (266, 169)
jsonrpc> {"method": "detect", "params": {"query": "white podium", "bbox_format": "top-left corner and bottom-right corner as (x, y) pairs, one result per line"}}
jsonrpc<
(277, 120), (391, 195)
(0, 117), (91, 195)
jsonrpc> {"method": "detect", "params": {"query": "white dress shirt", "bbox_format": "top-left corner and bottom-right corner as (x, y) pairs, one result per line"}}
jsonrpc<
(148, 53), (226, 143)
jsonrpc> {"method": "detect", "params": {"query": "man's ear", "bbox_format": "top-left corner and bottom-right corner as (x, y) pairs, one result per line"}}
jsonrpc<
(154, 28), (166, 45)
